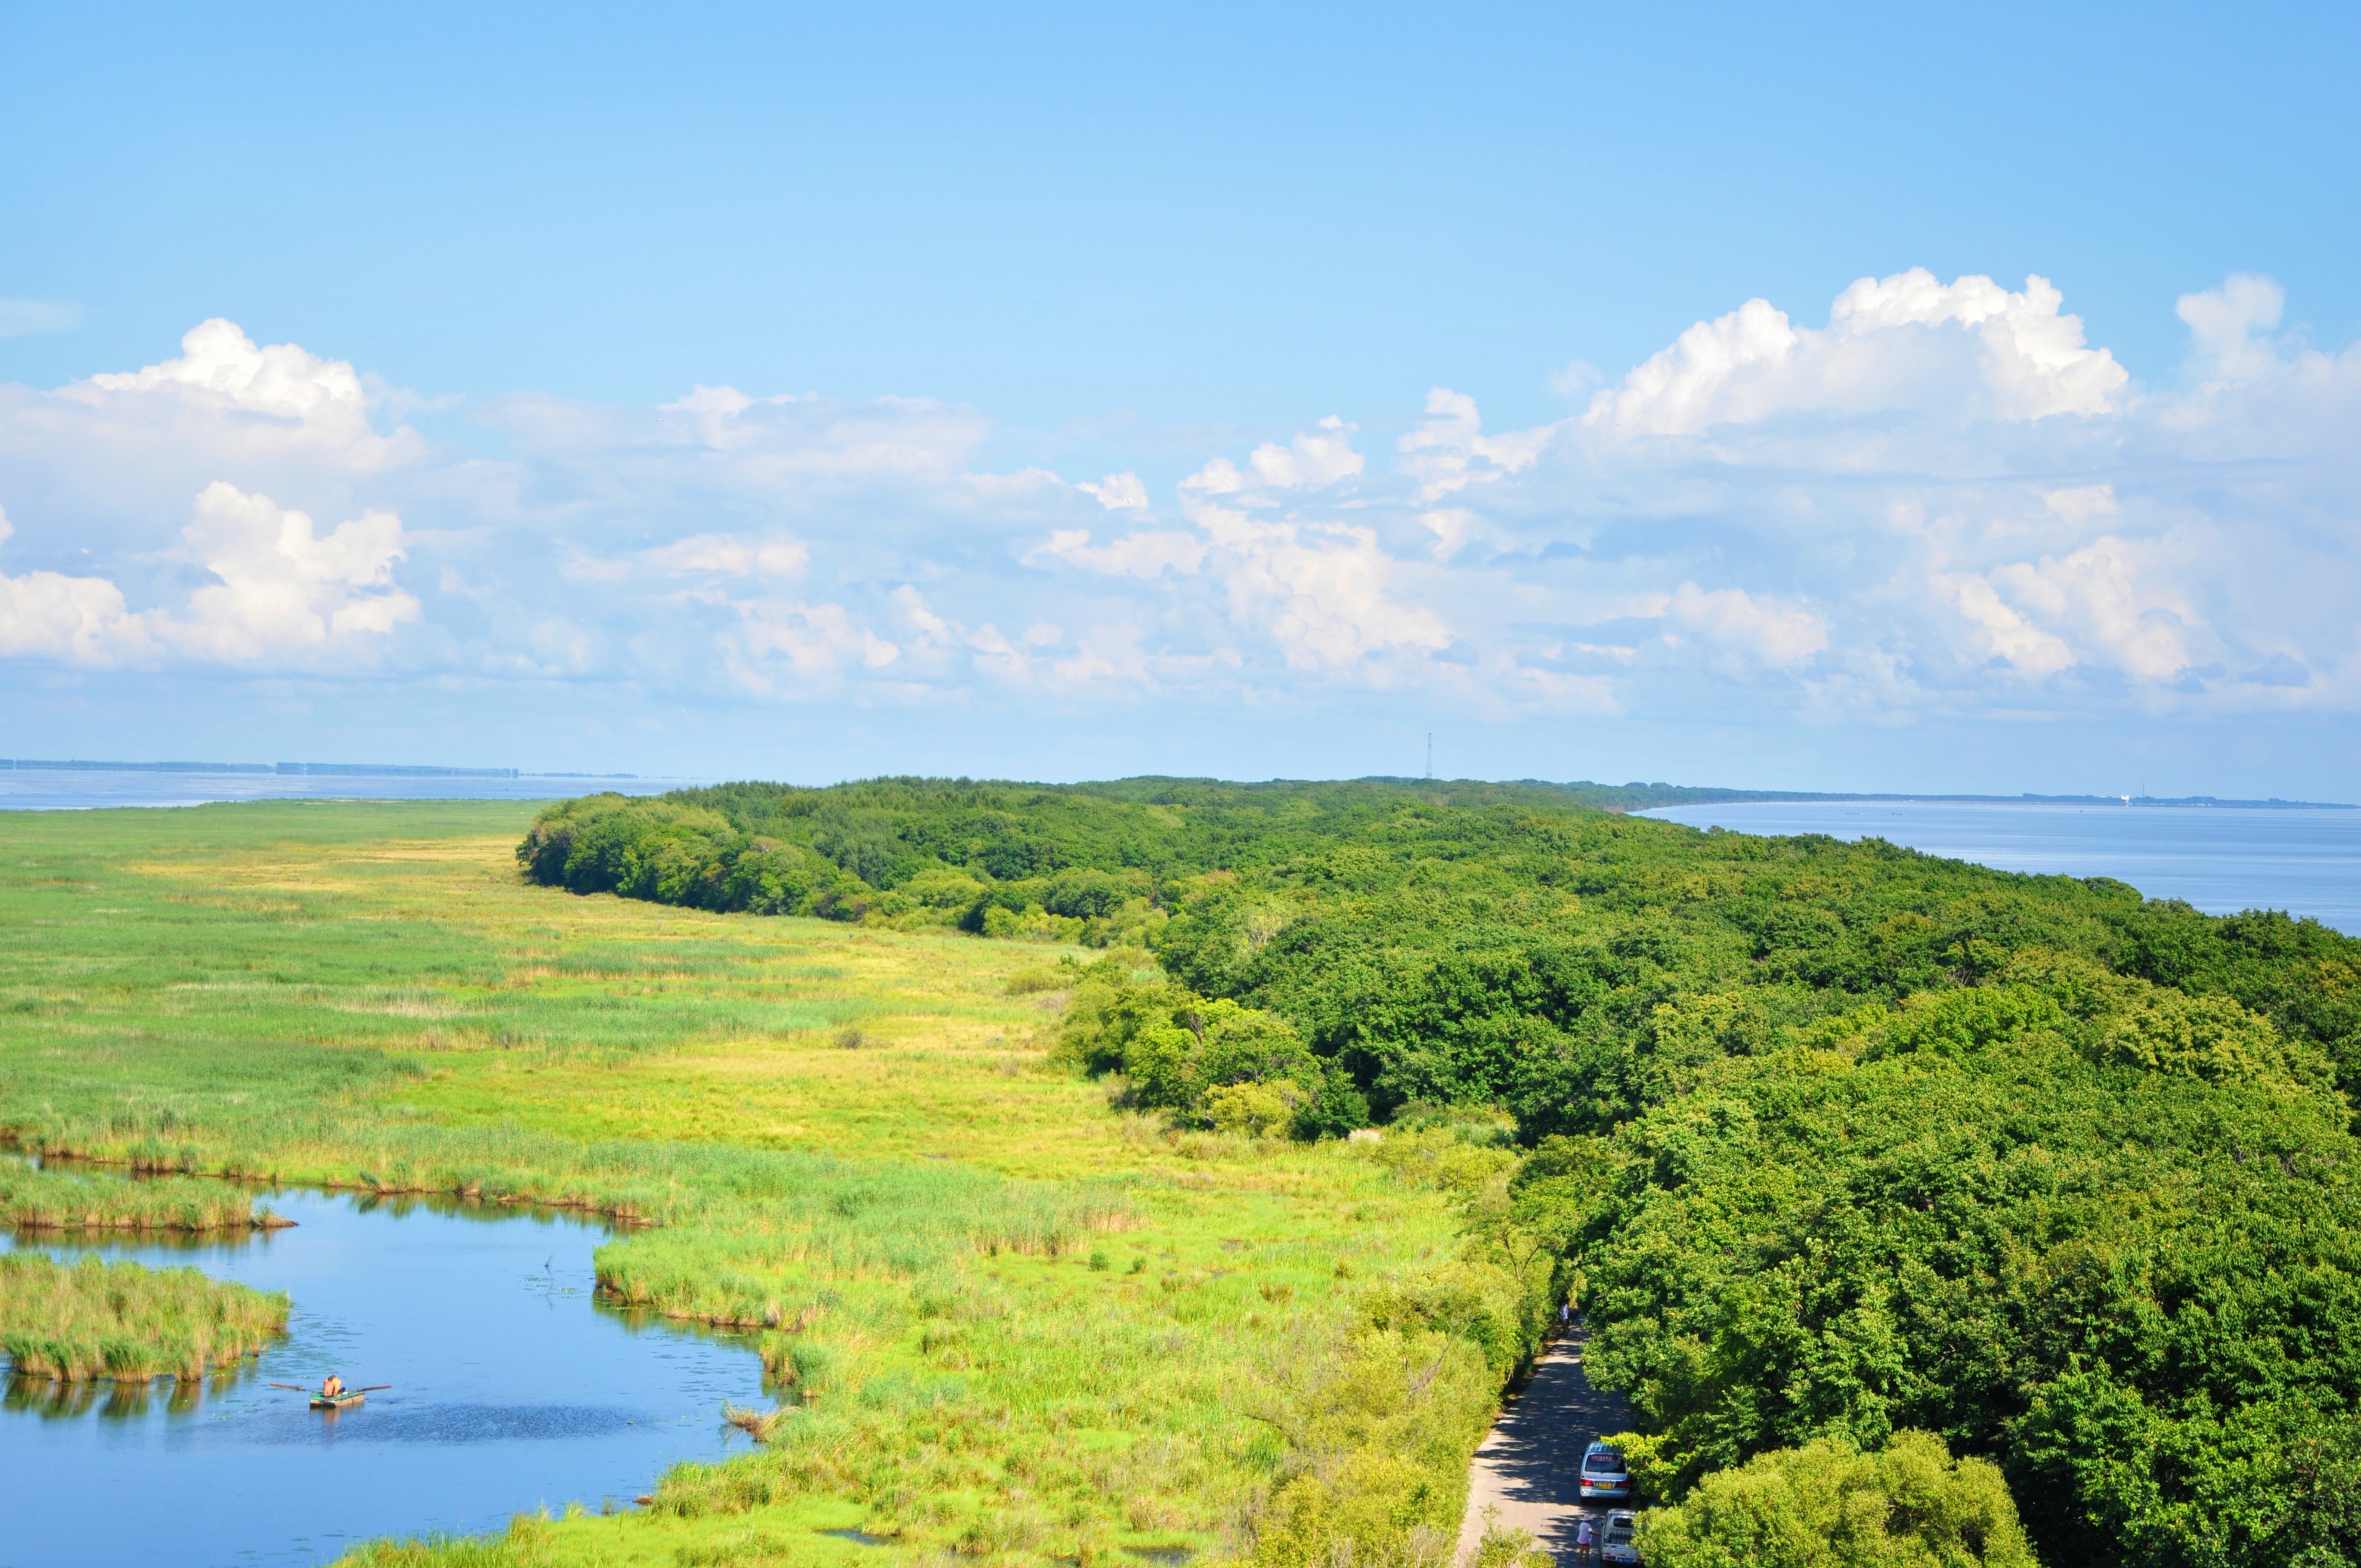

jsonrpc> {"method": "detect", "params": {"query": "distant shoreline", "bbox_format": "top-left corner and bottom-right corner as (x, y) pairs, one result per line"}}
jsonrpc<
(1395, 777), (2361, 812)
(2, 762), (2350, 811)
(0, 759), (635, 780)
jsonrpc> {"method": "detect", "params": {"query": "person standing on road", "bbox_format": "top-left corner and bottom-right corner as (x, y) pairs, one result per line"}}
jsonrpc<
(1573, 1515), (1595, 1564)
(1559, 1301), (1573, 1335)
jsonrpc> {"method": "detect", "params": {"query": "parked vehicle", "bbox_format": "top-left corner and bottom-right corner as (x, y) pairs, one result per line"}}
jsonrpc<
(1599, 1508), (1641, 1565)
(1579, 1441), (1632, 1501)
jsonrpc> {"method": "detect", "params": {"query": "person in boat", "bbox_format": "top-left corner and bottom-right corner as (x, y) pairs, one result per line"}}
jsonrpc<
(321, 1374), (344, 1398)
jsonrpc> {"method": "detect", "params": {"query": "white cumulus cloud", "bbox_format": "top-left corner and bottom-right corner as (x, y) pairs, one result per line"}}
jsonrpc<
(0, 484), (418, 667)
(1025, 528), (1209, 579)
(1640, 582), (1830, 667)
(162, 482), (419, 659)
(75, 318), (422, 470)
(1583, 268), (2127, 434)
(1938, 571), (2077, 677)
(2177, 274), (2285, 382)
(1400, 389), (1553, 503)
(1188, 501), (1450, 671)
(728, 599), (902, 696)
(1077, 472), (1150, 510)
(0, 504), (155, 664)
(1989, 538), (2198, 682)
(1183, 417), (1364, 498)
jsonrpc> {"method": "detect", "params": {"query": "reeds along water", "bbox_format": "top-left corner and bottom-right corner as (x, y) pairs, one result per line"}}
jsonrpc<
(720, 1401), (789, 1442)
(16, 1111), (1143, 1383)
(0, 1252), (289, 1383)
(0, 1161), (275, 1234)
(21, 1104), (1137, 1333)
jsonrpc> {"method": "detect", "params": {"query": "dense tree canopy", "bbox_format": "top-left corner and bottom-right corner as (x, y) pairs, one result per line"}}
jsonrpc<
(1634, 1430), (2037, 1568)
(519, 777), (2361, 1567)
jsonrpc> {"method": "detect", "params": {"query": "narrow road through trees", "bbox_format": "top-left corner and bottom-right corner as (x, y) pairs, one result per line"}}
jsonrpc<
(1453, 1330), (1633, 1566)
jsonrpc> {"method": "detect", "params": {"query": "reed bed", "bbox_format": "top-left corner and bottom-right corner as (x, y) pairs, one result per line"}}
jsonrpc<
(0, 1251), (290, 1382)
(14, 1115), (1134, 1275)
(332, 1515), (556, 1568)
(0, 1162), (281, 1233)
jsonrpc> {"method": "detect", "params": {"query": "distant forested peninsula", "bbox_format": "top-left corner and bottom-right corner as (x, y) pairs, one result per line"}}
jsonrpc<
(519, 776), (2361, 1565)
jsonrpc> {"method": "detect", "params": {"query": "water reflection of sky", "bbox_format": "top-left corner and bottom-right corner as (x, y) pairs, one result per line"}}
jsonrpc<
(1639, 800), (2361, 936)
(0, 1187), (768, 1568)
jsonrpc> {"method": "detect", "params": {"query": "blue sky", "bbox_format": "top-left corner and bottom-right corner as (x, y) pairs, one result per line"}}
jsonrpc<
(2, 2), (2359, 794)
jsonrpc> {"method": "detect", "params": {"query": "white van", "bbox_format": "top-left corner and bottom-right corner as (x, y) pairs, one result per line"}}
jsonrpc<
(1579, 1441), (1632, 1501)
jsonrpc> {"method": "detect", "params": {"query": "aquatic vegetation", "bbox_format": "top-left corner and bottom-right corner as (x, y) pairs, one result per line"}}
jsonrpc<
(1, 1161), (279, 1233)
(334, 1514), (557, 1567)
(722, 1401), (790, 1441)
(0, 1251), (289, 1382)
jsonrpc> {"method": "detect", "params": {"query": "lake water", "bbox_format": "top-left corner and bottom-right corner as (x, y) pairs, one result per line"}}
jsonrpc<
(0, 1188), (768, 1568)
(1639, 800), (2361, 937)
(0, 769), (702, 811)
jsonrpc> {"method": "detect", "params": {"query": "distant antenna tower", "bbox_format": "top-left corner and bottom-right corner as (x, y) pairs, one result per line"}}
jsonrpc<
(1425, 732), (1433, 780)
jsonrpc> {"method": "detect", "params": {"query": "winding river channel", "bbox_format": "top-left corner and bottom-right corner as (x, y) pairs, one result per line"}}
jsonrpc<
(0, 1186), (769, 1568)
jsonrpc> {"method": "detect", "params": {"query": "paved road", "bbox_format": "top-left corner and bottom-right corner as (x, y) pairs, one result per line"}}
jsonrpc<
(1454, 1330), (1634, 1566)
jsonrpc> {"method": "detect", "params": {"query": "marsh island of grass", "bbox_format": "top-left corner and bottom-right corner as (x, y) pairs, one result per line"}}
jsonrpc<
(2, 1160), (286, 1233)
(0, 1251), (290, 1383)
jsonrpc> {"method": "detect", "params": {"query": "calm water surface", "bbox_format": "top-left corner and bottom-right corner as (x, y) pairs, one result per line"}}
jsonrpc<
(0, 1188), (766, 1568)
(1639, 801), (2361, 936)
(0, 770), (704, 811)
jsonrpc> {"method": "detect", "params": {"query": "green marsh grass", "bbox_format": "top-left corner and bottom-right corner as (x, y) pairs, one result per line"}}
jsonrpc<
(0, 802), (1539, 1567)
(2, 1160), (280, 1232)
(0, 1251), (289, 1381)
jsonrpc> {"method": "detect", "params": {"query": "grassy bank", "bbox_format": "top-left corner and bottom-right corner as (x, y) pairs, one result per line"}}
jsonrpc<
(0, 801), (1527, 1567)
(0, 1251), (290, 1381)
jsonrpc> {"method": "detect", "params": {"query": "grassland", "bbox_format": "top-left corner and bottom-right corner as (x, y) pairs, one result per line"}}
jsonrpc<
(0, 1250), (290, 1381)
(0, 801), (1531, 1567)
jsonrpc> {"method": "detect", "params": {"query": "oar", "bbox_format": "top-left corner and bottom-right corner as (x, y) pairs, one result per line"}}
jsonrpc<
(268, 1383), (313, 1392)
(351, 1384), (392, 1393)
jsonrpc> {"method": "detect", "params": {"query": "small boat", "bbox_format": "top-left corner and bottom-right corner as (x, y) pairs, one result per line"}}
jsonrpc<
(271, 1380), (391, 1411)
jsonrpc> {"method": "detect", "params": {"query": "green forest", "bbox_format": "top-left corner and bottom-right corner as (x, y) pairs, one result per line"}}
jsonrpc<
(520, 777), (2361, 1567)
